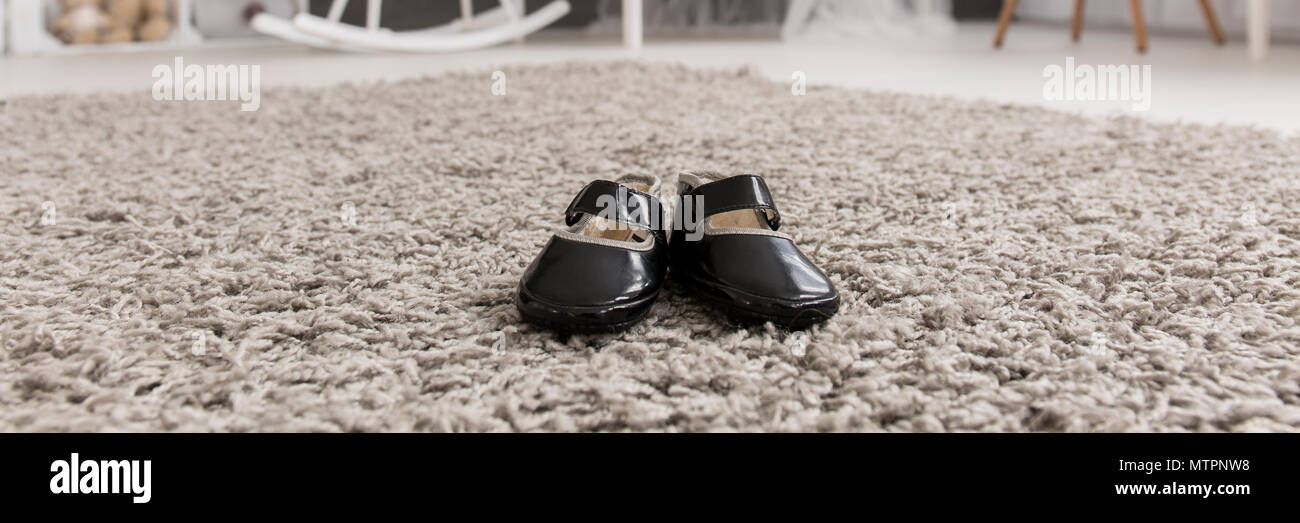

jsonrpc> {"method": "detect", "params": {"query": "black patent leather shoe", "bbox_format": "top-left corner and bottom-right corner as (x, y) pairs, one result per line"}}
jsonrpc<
(671, 172), (839, 329)
(516, 175), (669, 332)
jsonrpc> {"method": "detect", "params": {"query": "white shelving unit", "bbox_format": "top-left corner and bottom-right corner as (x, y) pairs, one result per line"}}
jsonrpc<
(3, 0), (645, 55)
(7, 0), (202, 55)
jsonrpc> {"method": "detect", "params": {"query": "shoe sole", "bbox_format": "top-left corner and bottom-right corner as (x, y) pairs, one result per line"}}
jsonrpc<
(515, 291), (657, 334)
(672, 269), (838, 330)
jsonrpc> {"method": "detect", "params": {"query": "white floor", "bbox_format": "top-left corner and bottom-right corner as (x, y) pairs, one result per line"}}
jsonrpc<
(3, 21), (1298, 133)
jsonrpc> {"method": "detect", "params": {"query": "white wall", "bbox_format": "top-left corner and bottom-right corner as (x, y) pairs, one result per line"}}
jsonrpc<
(1017, 0), (1300, 41)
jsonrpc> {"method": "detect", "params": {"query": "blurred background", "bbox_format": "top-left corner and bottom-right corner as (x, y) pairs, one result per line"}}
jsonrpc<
(2, 0), (1298, 129)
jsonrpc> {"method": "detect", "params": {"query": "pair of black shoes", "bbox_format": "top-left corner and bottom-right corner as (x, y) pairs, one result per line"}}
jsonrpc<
(516, 172), (839, 332)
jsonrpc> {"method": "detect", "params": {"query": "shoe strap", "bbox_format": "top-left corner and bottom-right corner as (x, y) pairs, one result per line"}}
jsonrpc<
(564, 180), (664, 231)
(686, 174), (781, 230)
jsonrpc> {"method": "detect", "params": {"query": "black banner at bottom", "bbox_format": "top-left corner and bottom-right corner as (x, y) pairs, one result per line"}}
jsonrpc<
(0, 434), (1290, 513)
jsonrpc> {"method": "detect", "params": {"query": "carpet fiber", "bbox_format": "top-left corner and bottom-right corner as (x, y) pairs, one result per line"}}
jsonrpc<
(2, 62), (1298, 432)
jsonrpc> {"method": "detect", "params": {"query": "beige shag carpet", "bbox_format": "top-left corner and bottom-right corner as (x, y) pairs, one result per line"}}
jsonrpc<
(2, 62), (1298, 432)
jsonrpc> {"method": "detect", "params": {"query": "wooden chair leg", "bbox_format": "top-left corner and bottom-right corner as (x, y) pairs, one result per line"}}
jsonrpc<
(993, 0), (1019, 48)
(1071, 0), (1085, 41)
(1198, 0), (1226, 45)
(1129, 0), (1147, 53)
